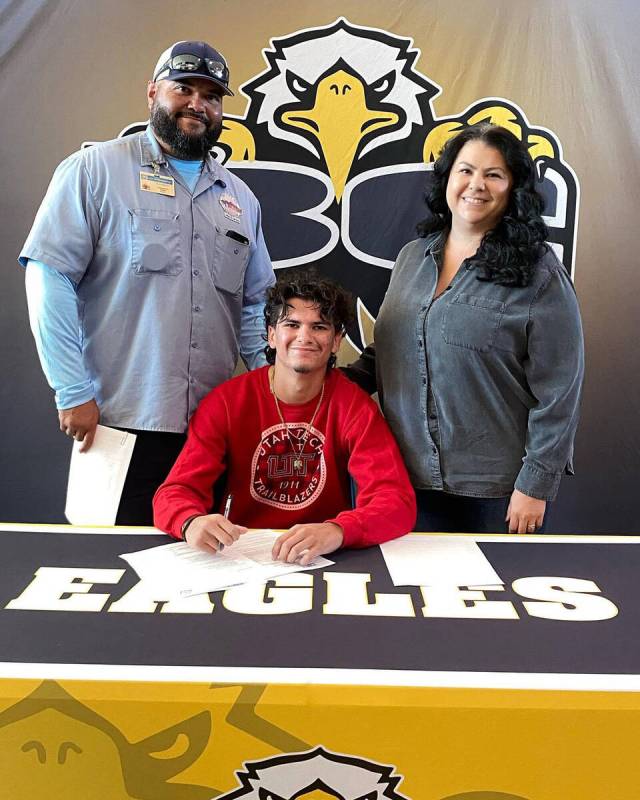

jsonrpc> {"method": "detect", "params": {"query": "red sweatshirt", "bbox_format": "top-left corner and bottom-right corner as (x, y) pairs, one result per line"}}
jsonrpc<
(153, 366), (416, 547)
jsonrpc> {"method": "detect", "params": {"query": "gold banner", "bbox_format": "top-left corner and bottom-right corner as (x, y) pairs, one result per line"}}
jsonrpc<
(1, 678), (638, 799)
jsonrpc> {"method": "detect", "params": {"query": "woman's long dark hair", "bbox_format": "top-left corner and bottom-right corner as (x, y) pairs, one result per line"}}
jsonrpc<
(417, 123), (548, 286)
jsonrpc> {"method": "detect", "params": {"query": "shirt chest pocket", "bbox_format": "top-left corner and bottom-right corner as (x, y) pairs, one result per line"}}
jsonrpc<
(210, 226), (250, 295)
(442, 293), (505, 352)
(129, 209), (183, 276)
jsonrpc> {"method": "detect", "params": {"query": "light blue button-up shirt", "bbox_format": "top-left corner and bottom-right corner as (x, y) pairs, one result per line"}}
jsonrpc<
(21, 128), (275, 432)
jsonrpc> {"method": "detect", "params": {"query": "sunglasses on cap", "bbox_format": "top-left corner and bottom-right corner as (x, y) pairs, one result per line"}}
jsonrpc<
(154, 53), (229, 83)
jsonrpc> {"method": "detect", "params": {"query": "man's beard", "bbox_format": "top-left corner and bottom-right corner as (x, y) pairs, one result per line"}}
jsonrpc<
(150, 103), (222, 159)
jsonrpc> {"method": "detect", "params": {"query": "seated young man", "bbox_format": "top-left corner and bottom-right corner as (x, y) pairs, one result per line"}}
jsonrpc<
(153, 274), (416, 564)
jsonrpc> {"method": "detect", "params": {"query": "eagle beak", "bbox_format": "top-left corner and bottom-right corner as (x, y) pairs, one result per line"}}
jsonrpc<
(282, 69), (399, 201)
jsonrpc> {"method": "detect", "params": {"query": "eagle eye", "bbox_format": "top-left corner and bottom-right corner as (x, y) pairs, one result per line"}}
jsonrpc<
(369, 70), (396, 98)
(58, 741), (83, 764)
(21, 740), (47, 763)
(285, 70), (313, 100)
(258, 790), (285, 800)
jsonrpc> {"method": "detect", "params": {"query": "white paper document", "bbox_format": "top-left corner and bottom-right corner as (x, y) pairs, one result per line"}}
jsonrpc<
(380, 534), (503, 587)
(65, 425), (136, 526)
(120, 529), (334, 597)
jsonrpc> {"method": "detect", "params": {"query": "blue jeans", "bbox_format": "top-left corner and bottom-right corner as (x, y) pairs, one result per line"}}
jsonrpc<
(414, 490), (548, 534)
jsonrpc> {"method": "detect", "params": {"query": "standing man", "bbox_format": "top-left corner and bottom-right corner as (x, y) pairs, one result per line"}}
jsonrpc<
(153, 274), (416, 563)
(20, 41), (275, 524)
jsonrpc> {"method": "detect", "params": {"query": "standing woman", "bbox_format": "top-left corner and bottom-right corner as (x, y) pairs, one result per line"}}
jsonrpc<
(347, 124), (584, 533)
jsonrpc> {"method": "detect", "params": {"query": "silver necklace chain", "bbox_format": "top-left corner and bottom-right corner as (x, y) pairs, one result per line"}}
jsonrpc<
(269, 367), (325, 471)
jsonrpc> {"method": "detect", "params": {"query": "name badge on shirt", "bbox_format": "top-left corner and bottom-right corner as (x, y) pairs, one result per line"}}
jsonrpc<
(140, 172), (175, 196)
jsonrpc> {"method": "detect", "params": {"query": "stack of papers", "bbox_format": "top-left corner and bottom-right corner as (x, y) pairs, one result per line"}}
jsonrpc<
(380, 535), (503, 587)
(120, 530), (333, 598)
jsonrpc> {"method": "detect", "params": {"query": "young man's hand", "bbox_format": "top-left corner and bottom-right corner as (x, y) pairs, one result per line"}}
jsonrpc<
(272, 522), (344, 566)
(184, 514), (247, 553)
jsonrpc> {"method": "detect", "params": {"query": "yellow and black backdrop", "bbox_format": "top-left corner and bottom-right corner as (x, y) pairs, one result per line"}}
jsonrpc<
(1, 1), (638, 528)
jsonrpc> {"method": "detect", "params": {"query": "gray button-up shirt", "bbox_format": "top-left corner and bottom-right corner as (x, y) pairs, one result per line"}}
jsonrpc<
(20, 129), (274, 432)
(348, 234), (584, 500)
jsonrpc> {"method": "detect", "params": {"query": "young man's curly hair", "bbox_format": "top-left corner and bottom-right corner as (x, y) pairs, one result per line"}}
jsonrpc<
(263, 271), (354, 367)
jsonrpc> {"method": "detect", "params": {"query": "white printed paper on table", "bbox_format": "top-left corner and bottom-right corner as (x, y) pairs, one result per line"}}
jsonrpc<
(380, 534), (503, 587)
(120, 529), (334, 597)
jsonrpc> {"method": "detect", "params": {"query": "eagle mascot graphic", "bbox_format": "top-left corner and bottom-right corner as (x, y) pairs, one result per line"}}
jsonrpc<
(119, 17), (578, 355)
(217, 746), (408, 799)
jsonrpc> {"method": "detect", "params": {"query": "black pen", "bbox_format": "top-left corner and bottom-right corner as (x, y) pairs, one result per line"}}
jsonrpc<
(219, 493), (233, 552)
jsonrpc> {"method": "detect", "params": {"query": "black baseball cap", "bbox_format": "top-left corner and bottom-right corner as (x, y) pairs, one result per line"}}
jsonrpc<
(152, 40), (234, 96)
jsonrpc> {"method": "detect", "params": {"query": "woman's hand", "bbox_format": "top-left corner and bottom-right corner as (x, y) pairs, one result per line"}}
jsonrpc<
(506, 489), (546, 534)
